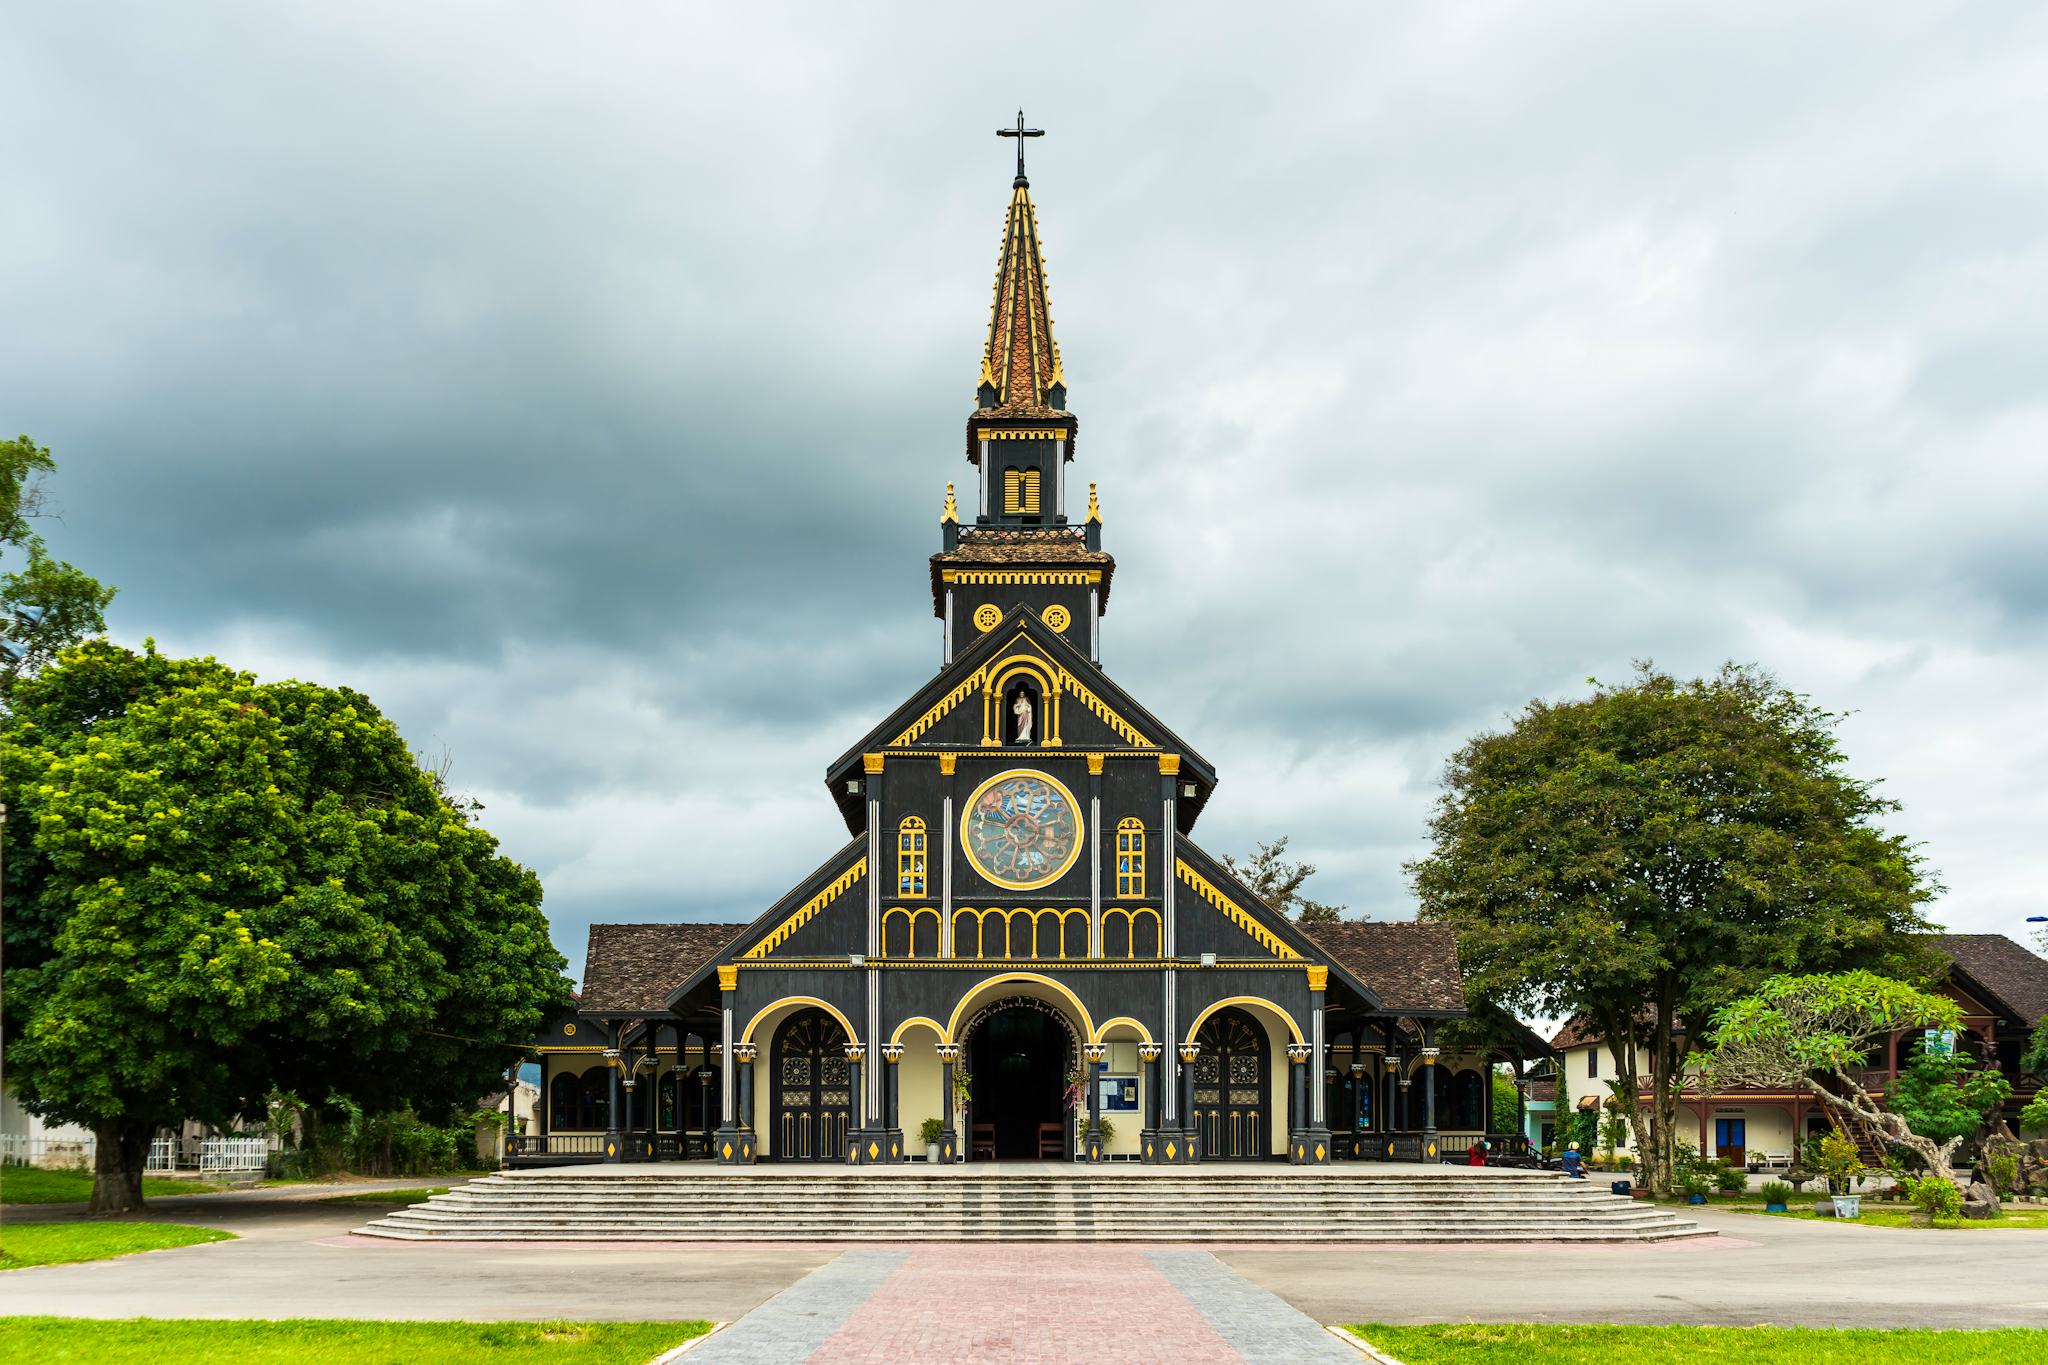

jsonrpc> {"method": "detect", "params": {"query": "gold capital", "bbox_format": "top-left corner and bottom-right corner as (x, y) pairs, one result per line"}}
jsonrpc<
(1086, 752), (1105, 775)
(863, 752), (887, 775)
(717, 965), (739, 993)
(938, 753), (958, 775)
(1305, 965), (1328, 993)
(1158, 754), (1181, 776)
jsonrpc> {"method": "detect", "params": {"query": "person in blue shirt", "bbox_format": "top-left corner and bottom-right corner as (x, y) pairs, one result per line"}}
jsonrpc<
(1561, 1142), (1586, 1178)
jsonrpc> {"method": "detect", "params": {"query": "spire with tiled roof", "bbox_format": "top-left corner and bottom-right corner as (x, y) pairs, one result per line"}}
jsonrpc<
(933, 116), (1110, 665)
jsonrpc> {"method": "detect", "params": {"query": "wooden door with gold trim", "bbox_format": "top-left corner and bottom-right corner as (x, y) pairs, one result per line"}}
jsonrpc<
(773, 1012), (851, 1161)
(1193, 1008), (1269, 1160)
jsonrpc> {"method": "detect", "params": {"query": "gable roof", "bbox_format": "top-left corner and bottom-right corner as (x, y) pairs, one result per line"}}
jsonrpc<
(930, 527), (1115, 614)
(579, 922), (748, 1015)
(1300, 919), (1466, 1014)
(823, 605), (1216, 831)
(1933, 934), (2048, 1026)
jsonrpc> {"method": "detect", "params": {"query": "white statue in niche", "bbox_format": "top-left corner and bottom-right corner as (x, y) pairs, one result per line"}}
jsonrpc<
(1012, 689), (1034, 743)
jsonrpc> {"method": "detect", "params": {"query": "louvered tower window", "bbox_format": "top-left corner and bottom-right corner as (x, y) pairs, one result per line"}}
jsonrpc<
(1002, 467), (1041, 516)
(897, 816), (927, 896)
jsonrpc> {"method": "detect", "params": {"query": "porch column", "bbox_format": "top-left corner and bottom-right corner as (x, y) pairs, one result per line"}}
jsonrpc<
(1178, 1041), (1202, 1164)
(1420, 1045), (1440, 1163)
(603, 1035), (623, 1162)
(1300, 966), (1332, 1162)
(845, 1044), (869, 1164)
(881, 1044), (905, 1162)
(1138, 1043), (1164, 1162)
(1084, 1043), (1107, 1162)
(936, 1043), (961, 1163)
(1286, 1043), (1323, 1163)
(714, 967), (753, 1162)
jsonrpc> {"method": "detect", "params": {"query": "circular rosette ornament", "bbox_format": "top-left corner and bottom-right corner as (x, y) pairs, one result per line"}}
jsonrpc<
(959, 770), (1083, 890)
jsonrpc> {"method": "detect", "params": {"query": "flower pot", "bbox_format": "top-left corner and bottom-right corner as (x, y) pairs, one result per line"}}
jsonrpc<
(1610, 1180), (1632, 1196)
(1832, 1195), (1862, 1219)
(1764, 1202), (1788, 1213)
(926, 1143), (941, 1164)
(1686, 1194), (1707, 1205)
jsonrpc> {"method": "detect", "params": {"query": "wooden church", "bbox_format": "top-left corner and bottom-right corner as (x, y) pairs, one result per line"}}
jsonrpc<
(520, 132), (1524, 1168)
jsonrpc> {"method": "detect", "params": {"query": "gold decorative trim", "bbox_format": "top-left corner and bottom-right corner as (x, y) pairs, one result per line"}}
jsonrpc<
(939, 753), (958, 775)
(717, 965), (739, 992)
(1063, 673), (1149, 747)
(863, 752), (887, 775)
(973, 603), (1002, 633)
(941, 483), (959, 524)
(890, 666), (989, 746)
(1158, 754), (1181, 776)
(1085, 482), (1101, 524)
(940, 569), (1102, 586)
(975, 426), (1068, 441)
(1176, 860), (1301, 960)
(1041, 604), (1071, 631)
(1305, 965), (1329, 992)
(1085, 752), (1105, 776)
(743, 857), (867, 958)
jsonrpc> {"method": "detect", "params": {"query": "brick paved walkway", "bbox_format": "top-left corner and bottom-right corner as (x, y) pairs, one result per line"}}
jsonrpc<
(688, 1246), (1358, 1364)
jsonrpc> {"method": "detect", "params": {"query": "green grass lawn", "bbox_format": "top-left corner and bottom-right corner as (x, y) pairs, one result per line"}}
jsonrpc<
(0, 1319), (708, 1363)
(314, 1187), (450, 1204)
(1349, 1324), (2048, 1364)
(1702, 1196), (2048, 1229)
(0, 1166), (223, 1205)
(0, 1223), (233, 1270)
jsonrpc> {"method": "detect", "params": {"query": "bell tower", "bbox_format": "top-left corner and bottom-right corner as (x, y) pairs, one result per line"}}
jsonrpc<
(931, 114), (1113, 665)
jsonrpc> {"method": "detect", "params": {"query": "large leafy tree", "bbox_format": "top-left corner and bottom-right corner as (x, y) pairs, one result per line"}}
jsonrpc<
(1223, 836), (1344, 925)
(1, 435), (116, 688)
(1410, 664), (1937, 1194)
(1, 642), (569, 1211)
(1706, 972), (1996, 1182)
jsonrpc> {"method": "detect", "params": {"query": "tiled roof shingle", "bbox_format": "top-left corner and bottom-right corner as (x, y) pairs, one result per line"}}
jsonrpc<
(579, 923), (747, 1014)
(1301, 919), (1466, 1013)
(1933, 933), (2048, 1026)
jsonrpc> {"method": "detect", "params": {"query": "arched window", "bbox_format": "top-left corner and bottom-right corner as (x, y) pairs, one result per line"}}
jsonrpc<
(578, 1067), (610, 1131)
(548, 1073), (579, 1131)
(1115, 818), (1145, 897)
(1449, 1069), (1486, 1131)
(897, 816), (927, 896)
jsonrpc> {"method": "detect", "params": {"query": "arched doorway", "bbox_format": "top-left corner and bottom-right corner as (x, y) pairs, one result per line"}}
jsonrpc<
(1193, 1007), (1270, 1160)
(961, 997), (1077, 1159)
(773, 1010), (852, 1161)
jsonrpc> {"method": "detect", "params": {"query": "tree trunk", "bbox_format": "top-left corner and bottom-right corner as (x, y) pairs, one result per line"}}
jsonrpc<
(90, 1121), (152, 1214)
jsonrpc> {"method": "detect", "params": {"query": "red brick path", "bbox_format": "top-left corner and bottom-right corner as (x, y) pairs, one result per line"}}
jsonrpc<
(809, 1246), (1242, 1364)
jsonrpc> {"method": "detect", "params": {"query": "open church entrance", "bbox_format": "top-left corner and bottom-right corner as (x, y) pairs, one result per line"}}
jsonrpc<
(963, 998), (1076, 1160)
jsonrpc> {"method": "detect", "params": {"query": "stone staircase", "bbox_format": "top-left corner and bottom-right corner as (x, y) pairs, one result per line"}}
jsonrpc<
(358, 1168), (1709, 1243)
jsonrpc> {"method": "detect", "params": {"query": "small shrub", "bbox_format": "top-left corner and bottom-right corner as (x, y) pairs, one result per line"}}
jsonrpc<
(1678, 1170), (1712, 1199)
(1714, 1163), (1746, 1194)
(1759, 1180), (1792, 1205)
(917, 1117), (945, 1147)
(1901, 1174), (1963, 1224)
(1816, 1134), (1865, 1194)
(1989, 1154), (2019, 1198)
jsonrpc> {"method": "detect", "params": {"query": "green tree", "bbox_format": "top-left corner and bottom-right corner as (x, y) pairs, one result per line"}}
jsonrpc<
(1, 435), (116, 688)
(1490, 1070), (1520, 1136)
(1706, 971), (1980, 1183)
(1409, 664), (1937, 1194)
(1223, 836), (1344, 925)
(1886, 1050), (2011, 1149)
(1, 641), (570, 1212)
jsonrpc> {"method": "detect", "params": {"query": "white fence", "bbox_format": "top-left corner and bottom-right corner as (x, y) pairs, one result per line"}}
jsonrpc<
(146, 1137), (177, 1171)
(0, 1133), (97, 1167)
(199, 1137), (269, 1172)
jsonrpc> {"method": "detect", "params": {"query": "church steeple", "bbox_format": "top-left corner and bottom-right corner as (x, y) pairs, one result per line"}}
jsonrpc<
(933, 121), (1112, 667)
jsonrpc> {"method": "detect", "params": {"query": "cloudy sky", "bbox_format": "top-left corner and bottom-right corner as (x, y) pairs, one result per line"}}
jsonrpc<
(7, 4), (2044, 981)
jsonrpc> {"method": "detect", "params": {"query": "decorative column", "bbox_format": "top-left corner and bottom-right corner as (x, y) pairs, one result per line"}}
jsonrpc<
(1083, 1043), (1108, 1162)
(713, 967), (753, 1163)
(880, 1044), (905, 1162)
(602, 1042), (625, 1162)
(1138, 1043), (1164, 1162)
(734, 1044), (757, 1139)
(939, 755), (957, 957)
(1420, 1044), (1440, 1163)
(1087, 753), (1104, 957)
(934, 1043), (961, 1163)
(1176, 1041), (1203, 1164)
(1300, 966), (1333, 1163)
(1287, 1043), (1323, 1164)
(845, 1043), (873, 1165)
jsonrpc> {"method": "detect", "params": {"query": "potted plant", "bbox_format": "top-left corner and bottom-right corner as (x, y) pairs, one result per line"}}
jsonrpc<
(1079, 1114), (1116, 1161)
(1714, 1162), (1747, 1198)
(1817, 1134), (1866, 1218)
(1759, 1180), (1792, 1213)
(1679, 1170), (1711, 1204)
(1900, 1174), (1962, 1227)
(918, 1117), (946, 1164)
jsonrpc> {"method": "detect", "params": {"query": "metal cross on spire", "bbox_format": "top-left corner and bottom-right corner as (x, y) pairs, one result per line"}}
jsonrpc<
(997, 109), (1043, 186)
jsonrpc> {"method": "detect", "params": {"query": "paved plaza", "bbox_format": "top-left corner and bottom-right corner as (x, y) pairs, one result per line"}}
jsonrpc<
(4, 1185), (2048, 1360)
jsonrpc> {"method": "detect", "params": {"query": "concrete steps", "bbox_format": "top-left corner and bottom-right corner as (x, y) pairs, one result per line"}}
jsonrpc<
(358, 1168), (1709, 1243)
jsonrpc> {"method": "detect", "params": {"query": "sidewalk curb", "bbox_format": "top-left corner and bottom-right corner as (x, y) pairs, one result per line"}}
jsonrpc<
(1327, 1324), (1406, 1364)
(648, 1322), (725, 1363)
